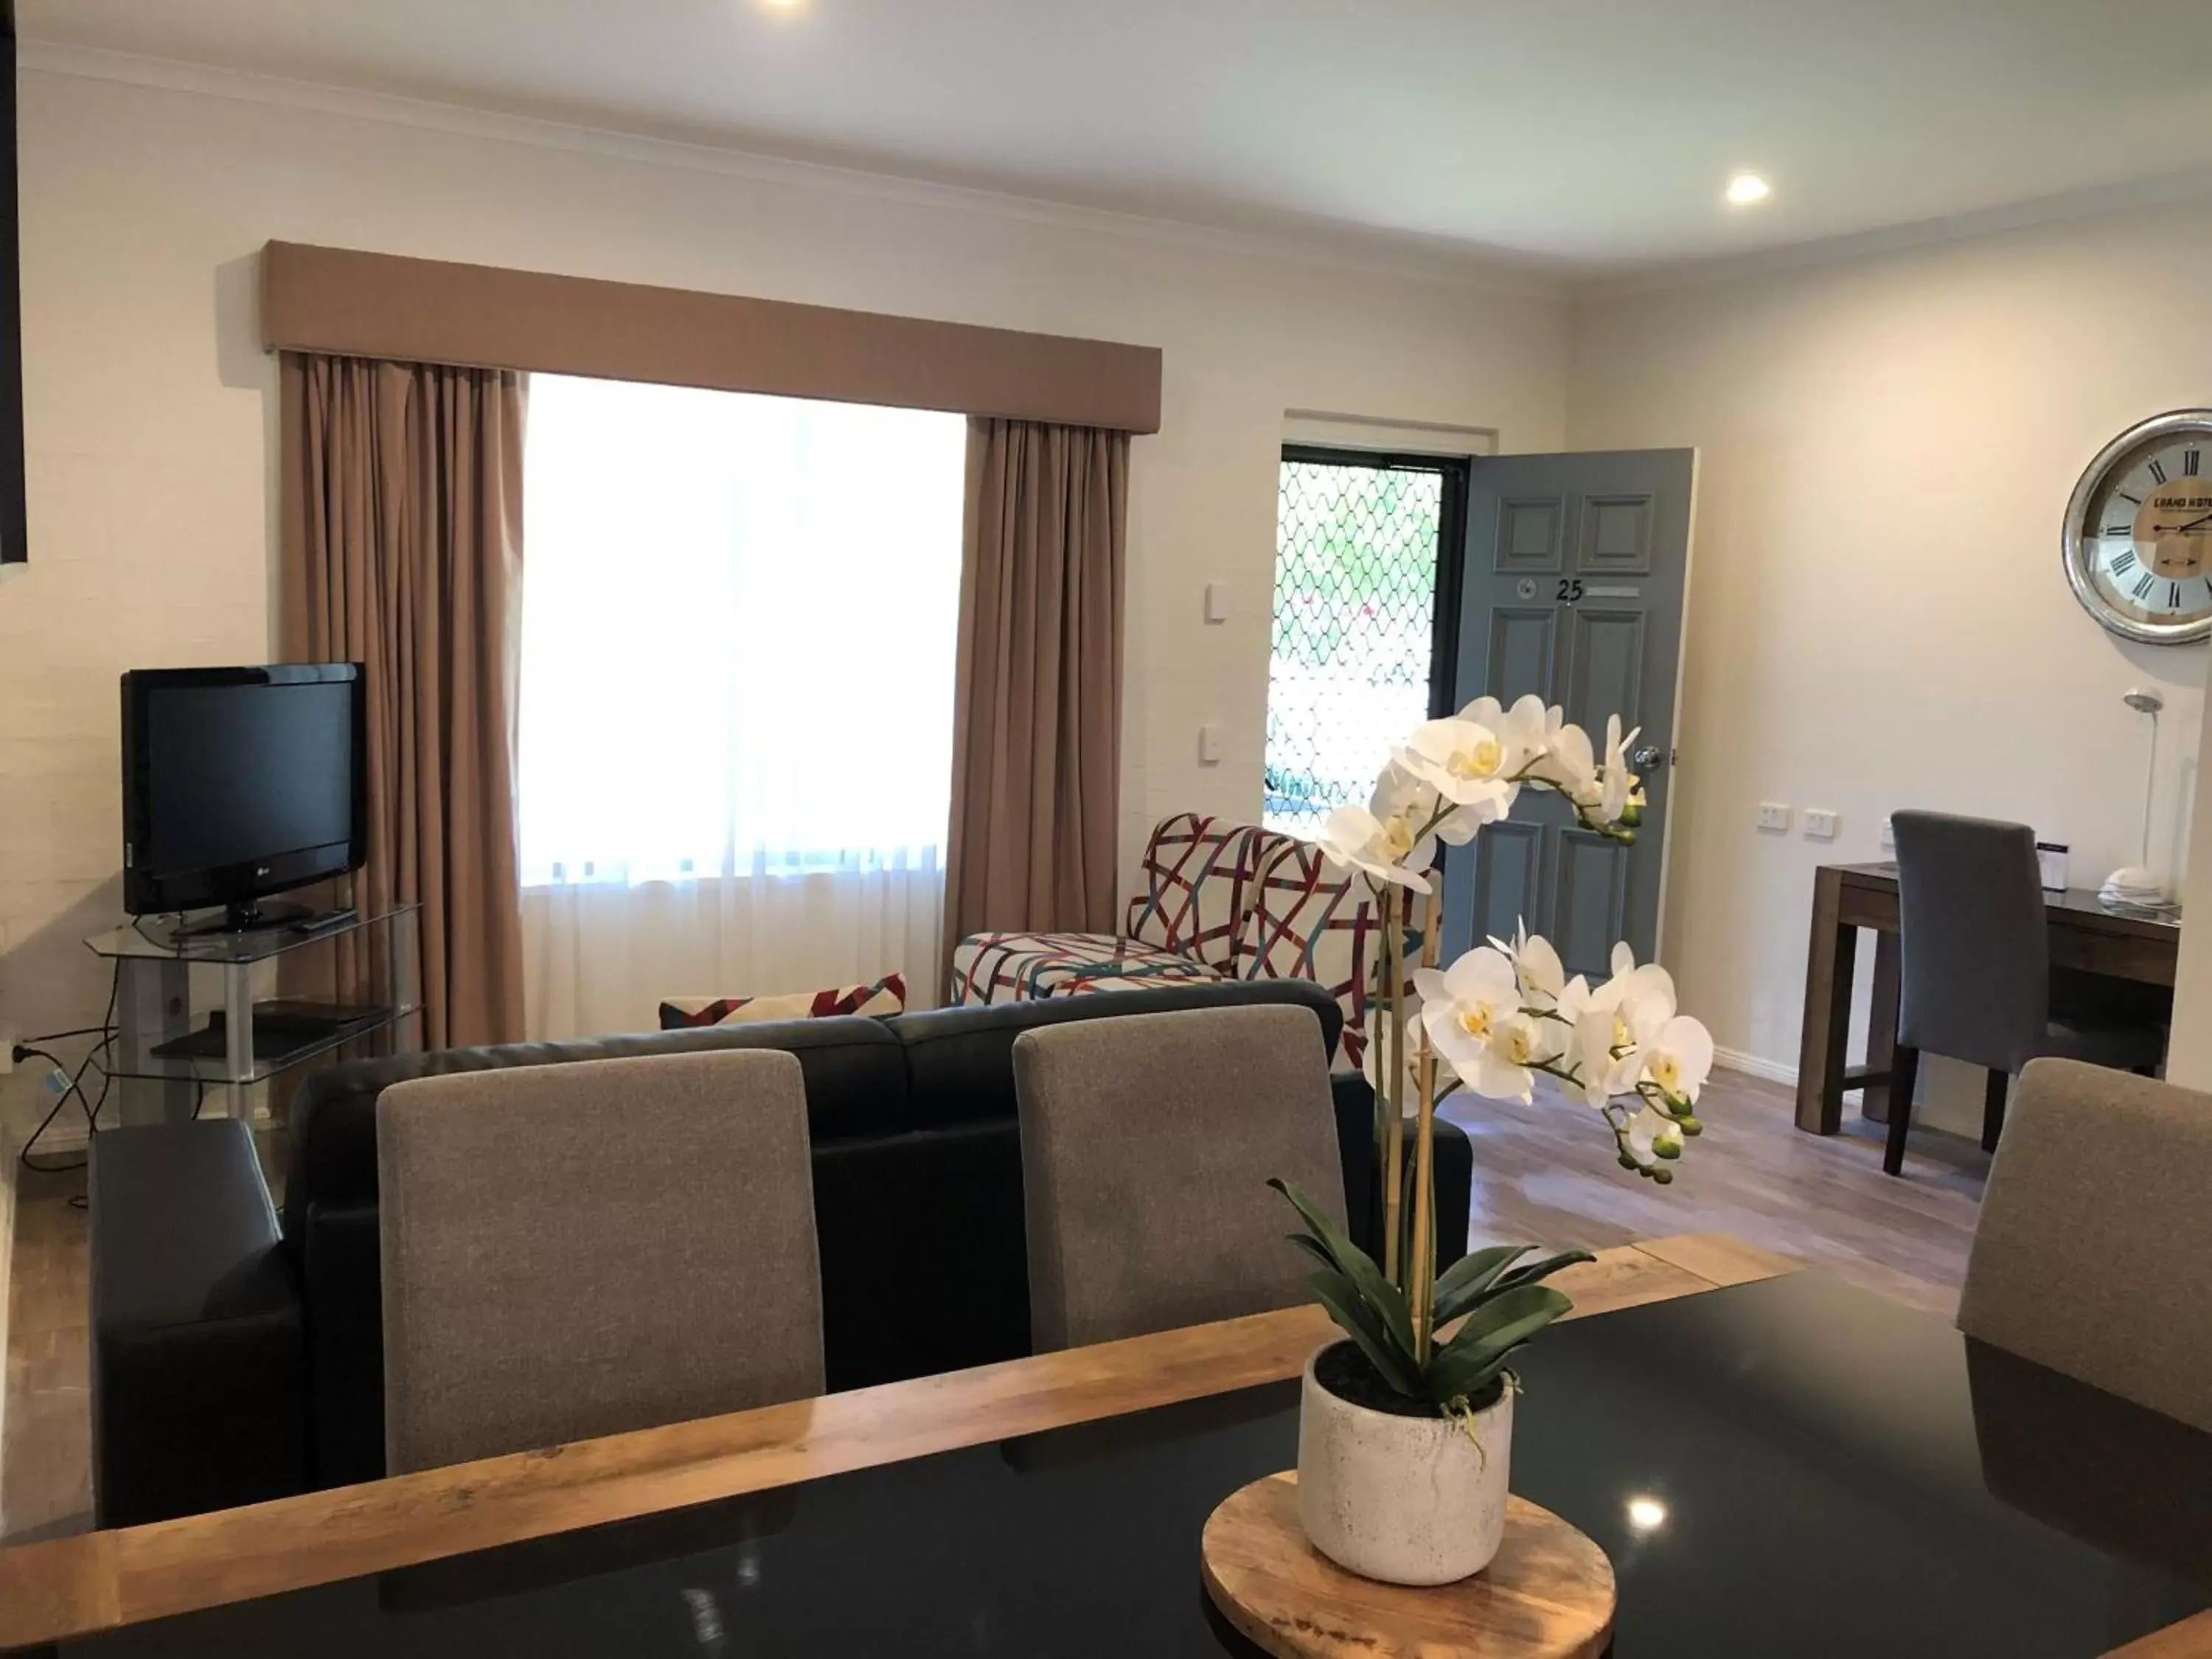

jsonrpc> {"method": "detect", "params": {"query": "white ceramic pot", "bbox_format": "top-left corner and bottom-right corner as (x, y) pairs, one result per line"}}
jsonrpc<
(1294, 1343), (1513, 1586)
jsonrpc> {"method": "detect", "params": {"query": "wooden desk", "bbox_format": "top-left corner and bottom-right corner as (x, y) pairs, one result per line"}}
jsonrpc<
(1795, 861), (2180, 1135)
(0, 1234), (1790, 1652)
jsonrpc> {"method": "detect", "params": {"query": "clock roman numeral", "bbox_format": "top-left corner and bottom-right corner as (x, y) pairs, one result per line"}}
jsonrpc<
(2189, 449), (2203, 477)
(2106, 524), (2133, 538)
(2133, 572), (2156, 600)
(2113, 548), (2139, 574)
(2171, 582), (2185, 610)
(2150, 459), (2169, 484)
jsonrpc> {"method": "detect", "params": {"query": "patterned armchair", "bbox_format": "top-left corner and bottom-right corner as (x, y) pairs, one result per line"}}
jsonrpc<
(950, 814), (1379, 1066)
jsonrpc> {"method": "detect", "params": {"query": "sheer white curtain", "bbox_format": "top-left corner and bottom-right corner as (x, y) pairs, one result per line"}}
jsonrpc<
(518, 374), (966, 1038)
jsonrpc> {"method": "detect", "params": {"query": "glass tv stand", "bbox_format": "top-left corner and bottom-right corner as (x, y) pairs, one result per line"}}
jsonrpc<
(85, 904), (422, 1124)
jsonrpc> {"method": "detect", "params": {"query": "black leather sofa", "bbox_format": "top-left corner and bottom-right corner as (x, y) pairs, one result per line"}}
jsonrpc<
(88, 979), (1473, 1526)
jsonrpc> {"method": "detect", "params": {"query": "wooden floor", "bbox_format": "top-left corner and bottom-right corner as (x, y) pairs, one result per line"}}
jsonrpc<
(3, 1166), (92, 1544)
(1444, 1063), (1983, 1320)
(0, 1065), (1984, 1545)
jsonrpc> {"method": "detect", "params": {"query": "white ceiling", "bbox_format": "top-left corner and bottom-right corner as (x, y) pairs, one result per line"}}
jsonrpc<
(25, 0), (2212, 279)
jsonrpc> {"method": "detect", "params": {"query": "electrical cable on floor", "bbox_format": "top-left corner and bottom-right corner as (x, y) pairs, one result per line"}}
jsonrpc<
(15, 962), (122, 1194)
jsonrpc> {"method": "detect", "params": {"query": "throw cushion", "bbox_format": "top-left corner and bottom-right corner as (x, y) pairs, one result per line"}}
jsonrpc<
(659, 974), (908, 1030)
(1121, 813), (1259, 971)
(951, 931), (1225, 1006)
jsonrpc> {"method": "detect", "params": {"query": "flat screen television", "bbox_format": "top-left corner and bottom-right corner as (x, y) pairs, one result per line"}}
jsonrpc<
(121, 664), (368, 931)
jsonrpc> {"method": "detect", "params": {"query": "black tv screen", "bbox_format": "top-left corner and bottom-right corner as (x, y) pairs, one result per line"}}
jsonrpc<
(121, 664), (367, 921)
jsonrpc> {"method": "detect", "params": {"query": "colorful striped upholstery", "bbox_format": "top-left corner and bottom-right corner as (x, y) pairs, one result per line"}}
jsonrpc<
(950, 932), (1226, 1005)
(1234, 836), (1378, 1068)
(953, 815), (1378, 1068)
(1121, 813), (1259, 971)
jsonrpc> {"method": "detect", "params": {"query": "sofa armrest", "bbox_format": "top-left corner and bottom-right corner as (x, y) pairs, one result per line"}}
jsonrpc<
(90, 1119), (308, 1526)
(1330, 1073), (1472, 1273)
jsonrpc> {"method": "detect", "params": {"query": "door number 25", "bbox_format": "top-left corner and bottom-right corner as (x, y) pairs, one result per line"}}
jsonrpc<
(1555, 578), (1585, 603)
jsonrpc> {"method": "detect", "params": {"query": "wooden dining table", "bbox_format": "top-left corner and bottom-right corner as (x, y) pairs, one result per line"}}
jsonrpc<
(1796, 860), (2181, 1134)
(1, 1230), (2204, 1658)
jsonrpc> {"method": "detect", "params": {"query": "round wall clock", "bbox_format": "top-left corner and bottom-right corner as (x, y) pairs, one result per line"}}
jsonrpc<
(2063, 409), (2212, 645)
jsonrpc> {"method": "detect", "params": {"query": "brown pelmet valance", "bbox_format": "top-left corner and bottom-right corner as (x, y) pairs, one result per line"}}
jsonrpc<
(259, 242), (1162, 434)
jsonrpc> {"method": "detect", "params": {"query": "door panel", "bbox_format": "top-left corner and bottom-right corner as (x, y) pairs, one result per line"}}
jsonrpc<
(1466, 818), (1547, 952)
(1554, 831), (1632, 978)
(1439, 448), (1695, 975)
(1495, 496), (1566, 573)
(1483, 608), (1560, 705)
(1563, 607), (1646, 735)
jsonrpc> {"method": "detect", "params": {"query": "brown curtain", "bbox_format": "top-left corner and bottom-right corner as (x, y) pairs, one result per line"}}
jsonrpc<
(942, 418), (1130, 990)
(279, 352), (527, 1049)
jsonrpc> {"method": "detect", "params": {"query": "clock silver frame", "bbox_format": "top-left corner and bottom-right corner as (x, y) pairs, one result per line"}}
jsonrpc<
(2062, 408), (2212, 647)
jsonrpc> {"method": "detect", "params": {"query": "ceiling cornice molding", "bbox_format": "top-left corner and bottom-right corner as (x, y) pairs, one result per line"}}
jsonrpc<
(1573, 164), (2212, 305)
(20, 41), (1570, 302)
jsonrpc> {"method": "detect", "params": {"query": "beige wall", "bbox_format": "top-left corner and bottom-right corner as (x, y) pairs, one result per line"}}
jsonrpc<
(1571, 201), (2212, 1122)
(0, 62), (1568, 1037)
(2167, 710), (2212, 1088)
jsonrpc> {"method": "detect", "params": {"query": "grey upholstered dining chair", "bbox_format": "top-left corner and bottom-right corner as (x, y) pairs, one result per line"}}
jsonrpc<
(1958, 1059), (2212, 1433)
(377, 1049), (824, 1473)
(1010, 1003), (1346, 1350)
(1882, 811), (2165, 1176)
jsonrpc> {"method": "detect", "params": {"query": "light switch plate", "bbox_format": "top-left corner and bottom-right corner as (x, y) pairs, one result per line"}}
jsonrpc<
(1803, 808), (1839, 841)
(1756, 802), (1791, 833)
(1204, 582), (1230, 624)
(1878, 815), (1895, 852)
(1198, 722), (1222, 764)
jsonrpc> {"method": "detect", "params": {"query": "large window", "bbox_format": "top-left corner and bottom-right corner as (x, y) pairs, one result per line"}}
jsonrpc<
(518, 375), (967, 886)
(1265, 449), (1464, 836)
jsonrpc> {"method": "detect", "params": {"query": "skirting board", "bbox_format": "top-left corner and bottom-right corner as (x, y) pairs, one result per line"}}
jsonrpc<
(1715, 1046), (1797, 1087)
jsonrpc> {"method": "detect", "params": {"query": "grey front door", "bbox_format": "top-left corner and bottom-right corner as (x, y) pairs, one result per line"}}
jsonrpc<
(1437, 449), (1695, 978)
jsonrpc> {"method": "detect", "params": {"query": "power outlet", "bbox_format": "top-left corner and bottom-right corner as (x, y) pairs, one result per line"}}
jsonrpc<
(1803, 809), (1840, 841)
(1197, 722), (1222, 765)
(1756, 802), (1791, 834)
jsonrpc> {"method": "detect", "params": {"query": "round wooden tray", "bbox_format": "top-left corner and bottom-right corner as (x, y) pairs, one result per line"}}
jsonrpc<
(1200, 1471), (1615, 1659)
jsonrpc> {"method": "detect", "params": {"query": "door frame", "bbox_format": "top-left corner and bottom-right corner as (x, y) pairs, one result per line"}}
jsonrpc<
(1277, 443), (1473, 728)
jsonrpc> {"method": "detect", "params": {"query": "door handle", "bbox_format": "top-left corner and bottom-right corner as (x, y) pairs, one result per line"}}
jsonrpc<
(1631, 744), (1665, 771)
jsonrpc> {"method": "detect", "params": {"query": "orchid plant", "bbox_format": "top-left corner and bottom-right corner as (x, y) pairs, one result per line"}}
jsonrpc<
(1274, 693), (1712, 1416)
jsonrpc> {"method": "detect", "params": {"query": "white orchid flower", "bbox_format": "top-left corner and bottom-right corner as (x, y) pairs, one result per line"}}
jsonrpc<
(1510, 923), (1566, 1009)
(1530, 719), (1603, 807)
(1455, 693), (1550, 775)
(1317, 799), (1437, 893)
(1642, 1014), (1714, 1107)
(1474, 1012), (1551, 1105)
(1598, 714), (1642, 824)
(1413, 948), (1519, 1077)
(1396, 717), (1519, 837)
(1624, 1104), (1685, 1168)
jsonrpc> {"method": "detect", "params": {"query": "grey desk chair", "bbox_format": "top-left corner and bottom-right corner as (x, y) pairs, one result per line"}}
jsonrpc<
(1883, 812), (2165, 1176)
(1011, 1004), (1346, 1351)
(1958, 1059), (2212, 1433)
(378, 1049), (824, 1473)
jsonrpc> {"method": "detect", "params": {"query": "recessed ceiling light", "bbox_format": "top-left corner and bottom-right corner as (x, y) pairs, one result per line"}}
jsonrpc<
(761, 0), (804, 10)
(1626, 1495), (1669, 1532)
(1725, 173), (1772, 208)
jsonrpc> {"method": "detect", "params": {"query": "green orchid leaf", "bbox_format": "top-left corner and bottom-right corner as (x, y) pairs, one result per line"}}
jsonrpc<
(1270, 1178), (1413, 1354)
(1284, 1233), (1336, 1274)
(1308, 1269), (1422, 1399)
(1492, 1249), (1596, 1296)
(1429, 1244), (1533, 1326)
(1427, 1284), (1572, 1405)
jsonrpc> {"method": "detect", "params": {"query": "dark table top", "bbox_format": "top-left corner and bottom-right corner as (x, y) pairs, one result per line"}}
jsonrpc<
(1831, 860), (2183, 932)
(58, 1274), (2211, 1658)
